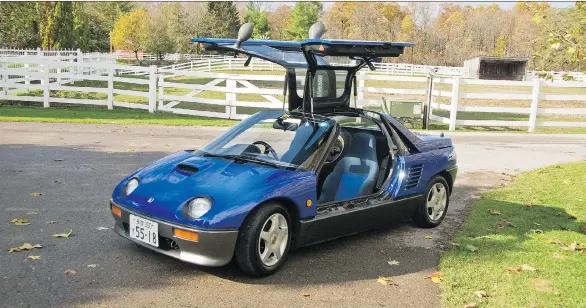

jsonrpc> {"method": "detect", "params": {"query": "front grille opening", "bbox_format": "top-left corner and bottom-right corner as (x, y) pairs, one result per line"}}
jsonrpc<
(159, 236), (180, 251)
(122, 222), (129, 234)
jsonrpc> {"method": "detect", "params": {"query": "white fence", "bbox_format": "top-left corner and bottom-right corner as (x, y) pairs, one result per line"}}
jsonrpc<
(526, 70), (586, 83)
(1, 56), (585, 131)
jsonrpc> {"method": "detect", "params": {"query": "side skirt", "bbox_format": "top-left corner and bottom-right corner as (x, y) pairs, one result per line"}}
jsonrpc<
(292, 194), (423, 249)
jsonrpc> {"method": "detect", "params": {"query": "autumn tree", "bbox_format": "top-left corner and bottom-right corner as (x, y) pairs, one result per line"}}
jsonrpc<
(323, 2), (358, 39)
(267, 5), (292, 40)
(286, 2), (322, 41)
(111, 9), (148, 60)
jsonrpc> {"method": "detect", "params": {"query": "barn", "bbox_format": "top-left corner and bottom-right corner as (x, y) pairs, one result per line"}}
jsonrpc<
(464, 56), (529, 81)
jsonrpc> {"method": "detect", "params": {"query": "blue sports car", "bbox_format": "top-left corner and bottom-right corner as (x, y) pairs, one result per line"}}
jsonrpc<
(110, 23), (458, 276)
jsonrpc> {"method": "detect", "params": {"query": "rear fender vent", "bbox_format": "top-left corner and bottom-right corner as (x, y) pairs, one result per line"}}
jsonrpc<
(404, 164), (423, 190)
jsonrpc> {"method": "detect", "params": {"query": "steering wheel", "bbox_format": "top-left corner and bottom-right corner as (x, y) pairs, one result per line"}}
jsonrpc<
(252, 141), (279, 160)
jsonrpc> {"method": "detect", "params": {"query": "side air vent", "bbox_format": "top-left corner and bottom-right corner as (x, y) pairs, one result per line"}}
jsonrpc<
(175, 164), (199, 175)
(405, 164), (423, 190)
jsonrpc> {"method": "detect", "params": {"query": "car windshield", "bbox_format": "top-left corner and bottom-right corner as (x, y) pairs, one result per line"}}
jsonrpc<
(198, 110), (336, 170)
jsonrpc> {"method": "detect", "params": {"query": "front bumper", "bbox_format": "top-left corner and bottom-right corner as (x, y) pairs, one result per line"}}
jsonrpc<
(110, 201), (238, 267)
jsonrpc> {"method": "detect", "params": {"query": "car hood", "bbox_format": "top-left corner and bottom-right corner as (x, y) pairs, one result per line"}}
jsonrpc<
(112, 151), (315, 229)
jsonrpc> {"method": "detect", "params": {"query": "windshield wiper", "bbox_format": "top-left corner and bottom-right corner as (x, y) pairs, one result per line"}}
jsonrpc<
(201, 152), (283, 169)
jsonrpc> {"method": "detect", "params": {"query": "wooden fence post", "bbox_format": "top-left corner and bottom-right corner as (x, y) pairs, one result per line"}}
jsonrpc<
(449, 76), (460, 131)
(226, 79), (236, 119)
(528, 78), (541, 132)
(148, 65), (157, 113)
(42, 61), (50, 108)
(158, 75), (165, 110)
(107, 65), (114, 110)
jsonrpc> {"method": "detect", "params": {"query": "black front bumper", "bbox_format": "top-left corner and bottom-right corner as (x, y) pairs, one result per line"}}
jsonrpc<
(110, 201), (238, 267)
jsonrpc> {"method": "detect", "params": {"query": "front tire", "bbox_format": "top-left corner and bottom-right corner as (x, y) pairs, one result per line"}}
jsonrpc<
(413, 175), (450, 228)
(235, 203), (291, 277)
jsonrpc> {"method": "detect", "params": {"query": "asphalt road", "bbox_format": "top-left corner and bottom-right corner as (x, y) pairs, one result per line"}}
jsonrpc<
(1, 122), (585, 308)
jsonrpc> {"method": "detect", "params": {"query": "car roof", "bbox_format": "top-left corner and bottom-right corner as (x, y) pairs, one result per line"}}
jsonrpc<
(192, 38), (414, 69)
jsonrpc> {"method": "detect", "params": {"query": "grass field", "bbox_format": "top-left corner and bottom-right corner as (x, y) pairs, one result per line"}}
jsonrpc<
(0, 104), (236, 126)
(439, 162), (586, 308)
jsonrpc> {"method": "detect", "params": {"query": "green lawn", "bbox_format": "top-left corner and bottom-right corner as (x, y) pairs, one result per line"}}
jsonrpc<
(0, 104), (236, 126)
(440, 162), (586, 308)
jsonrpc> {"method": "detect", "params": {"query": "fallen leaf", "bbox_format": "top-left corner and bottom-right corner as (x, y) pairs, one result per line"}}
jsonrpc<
(506, 266), (521, 273)
(466, 244), (479, 252)
(425, 235), (433, 239)
(27, 211), (38, 215)
(26, 255), (41, 260)
(52, 230), (73, 238)
(488, 210), (501, 215)
(387, 260), (400, 266)
(10, 218), (30, 226)
(474, 290), (488, 298)
(529, 229), (543, 234)
(53, 180), (64, 184)
(521, 264), (537, 271)
(87, 264), (99, 268)
(463, 303), (478, 308)
(562, 241), (583, 251)
(552, 252), (568, 259)
(476, 235), (490, 239)
(96, 227), (109, 231)
(64, 269), (76, 275)
(568, 215), (577, 220)
(377, 276), (397, 286)
(29, 192), (43, 197)
(127, 149), (134, 152)
(533, 222), (541, 226)
(451, 242), (460, 247)
(46, 221), (57, 224)
(580, 226), (586, 231)
(427, 272), (443, 283)
(299, 292), (310, 297)
(8, 243), (42, 253)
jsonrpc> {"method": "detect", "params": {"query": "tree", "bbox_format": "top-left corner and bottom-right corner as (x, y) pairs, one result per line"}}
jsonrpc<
(199, 1), (240, 38)
(163, 3), (190, 53)
(36, 2), (76, 49)
(111, 9), (148, 60)
(144, 4), (172, 60)
(267, 5), (292, 40)
(243, 2), (271, 39)
(285, 2), (322, 41)
(323, 2), (358, 39)
(0, 2), (40, 48)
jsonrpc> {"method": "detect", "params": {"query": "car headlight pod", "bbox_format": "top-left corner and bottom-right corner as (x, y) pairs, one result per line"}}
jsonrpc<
(184, 197), (213, 219)
(125, 178), (139, 196)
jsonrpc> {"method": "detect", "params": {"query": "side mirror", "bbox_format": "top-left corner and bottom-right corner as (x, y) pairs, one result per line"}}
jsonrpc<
(234, 23), (254, 48)
(273, 120), (298, 131)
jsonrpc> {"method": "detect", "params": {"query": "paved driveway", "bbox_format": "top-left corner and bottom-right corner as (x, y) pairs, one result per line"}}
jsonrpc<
(1, 122), (585, 308)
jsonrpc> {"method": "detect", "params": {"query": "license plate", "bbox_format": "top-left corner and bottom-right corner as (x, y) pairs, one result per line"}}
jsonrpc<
(129, 214), (159, 247)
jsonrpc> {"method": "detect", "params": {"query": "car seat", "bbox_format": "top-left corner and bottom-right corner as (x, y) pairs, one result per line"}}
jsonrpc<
(318, 133), (379, 203)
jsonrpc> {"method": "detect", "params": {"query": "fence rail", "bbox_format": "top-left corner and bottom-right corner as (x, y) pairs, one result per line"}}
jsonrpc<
(1, 55), (585, 131)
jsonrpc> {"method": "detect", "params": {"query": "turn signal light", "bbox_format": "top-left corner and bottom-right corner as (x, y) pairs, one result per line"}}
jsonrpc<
(111, 204), (122, 217)
(174, 228), (199, 242)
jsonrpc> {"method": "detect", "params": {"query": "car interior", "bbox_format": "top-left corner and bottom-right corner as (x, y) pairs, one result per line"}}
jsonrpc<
(316, 115), (393, 204)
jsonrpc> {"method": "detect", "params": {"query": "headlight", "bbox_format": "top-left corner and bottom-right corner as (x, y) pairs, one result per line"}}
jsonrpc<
(448, 148), (457, 162)
(185, 197), (212, 219)
(125, 178), (139, 196)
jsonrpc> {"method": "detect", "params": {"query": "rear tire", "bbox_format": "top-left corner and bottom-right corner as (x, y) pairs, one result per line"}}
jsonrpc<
(235, 203), (291, 277)
(413, 175), (450, 228)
